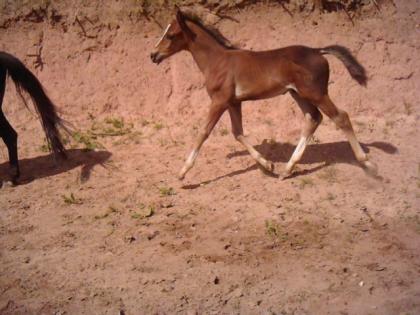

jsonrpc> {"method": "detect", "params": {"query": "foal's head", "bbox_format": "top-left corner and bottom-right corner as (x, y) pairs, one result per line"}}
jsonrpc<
(150, 9), (194, 64)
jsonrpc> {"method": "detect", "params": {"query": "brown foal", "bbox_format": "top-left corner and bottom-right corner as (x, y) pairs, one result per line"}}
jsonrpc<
(151, 9), (377, 180)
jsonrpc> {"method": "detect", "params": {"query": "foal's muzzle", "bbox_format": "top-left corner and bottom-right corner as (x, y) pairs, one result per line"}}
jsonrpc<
(150, 52), (163, 64)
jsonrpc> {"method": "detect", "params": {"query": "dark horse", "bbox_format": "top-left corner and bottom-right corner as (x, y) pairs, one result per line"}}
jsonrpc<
(151, 8), (377, 180)
(0, 51), (66, 184)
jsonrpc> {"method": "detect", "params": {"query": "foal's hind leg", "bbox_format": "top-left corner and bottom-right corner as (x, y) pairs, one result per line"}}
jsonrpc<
(228, 102), (274, 172)
(0, 68), (20, 183)
(286, 91), (322, 174)
(316, 95), (377, 173)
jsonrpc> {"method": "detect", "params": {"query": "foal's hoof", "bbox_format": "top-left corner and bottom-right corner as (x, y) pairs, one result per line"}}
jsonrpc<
(281, 166), (297, 180)
(1, 180), (15, 188)
(264, 161), (275, 173)
(362, 160), (378, 176)
(285, 164), (294, 176)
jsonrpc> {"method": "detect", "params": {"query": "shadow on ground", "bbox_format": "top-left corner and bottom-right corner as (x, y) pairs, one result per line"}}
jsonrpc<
(182, 140), (397, 189)
(0, 149), (112, 185)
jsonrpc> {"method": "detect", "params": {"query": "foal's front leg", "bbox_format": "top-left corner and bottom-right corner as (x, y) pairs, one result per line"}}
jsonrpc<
(178, 102), (227, 180)
(228, 103), (274, 172)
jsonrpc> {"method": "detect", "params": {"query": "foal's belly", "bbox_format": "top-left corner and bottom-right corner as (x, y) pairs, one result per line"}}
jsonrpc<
(235, 82), (297, 101)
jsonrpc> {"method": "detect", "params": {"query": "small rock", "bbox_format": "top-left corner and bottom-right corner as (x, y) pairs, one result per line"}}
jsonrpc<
(213, 276), (220, 285)
(359, 281), (364, 287)
(161, 202), (174, 208)
(147, 231), (159, 240)
(125, 236), (136, 243)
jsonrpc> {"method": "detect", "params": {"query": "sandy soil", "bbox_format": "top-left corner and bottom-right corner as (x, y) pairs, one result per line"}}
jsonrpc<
(1, 1), (419, 314)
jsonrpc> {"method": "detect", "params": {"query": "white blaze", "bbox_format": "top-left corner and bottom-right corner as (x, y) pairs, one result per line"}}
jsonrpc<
(155, 24), (171, 48)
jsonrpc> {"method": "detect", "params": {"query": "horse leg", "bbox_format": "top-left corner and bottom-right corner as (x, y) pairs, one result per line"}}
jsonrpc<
(0, 113), (19, 182)
(0, 68), (20, 183)
(285, 91), (322, 174)
(315, 94), (377, 173)
(178, 102), (227, 180)
(228, 102), (274, 172)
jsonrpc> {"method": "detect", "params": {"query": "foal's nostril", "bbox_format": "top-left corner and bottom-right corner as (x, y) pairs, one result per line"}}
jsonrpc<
(151, 52), (162, 64)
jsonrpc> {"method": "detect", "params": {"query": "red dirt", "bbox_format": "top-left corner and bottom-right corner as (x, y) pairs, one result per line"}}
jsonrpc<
(1, 1), (419, 314)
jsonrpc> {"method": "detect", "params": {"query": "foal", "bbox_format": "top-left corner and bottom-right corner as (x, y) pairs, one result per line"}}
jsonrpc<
(151, 9), (376, 180)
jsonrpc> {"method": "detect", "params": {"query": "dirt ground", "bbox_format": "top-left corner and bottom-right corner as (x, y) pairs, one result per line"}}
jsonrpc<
(1, 1), (419, 314)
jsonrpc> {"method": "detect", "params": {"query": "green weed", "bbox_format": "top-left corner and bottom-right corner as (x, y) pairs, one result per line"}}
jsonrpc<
(62, 193), (83, 205)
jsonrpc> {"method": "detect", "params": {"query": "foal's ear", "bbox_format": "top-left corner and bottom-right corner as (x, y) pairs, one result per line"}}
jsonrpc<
(175, 8), (196, 41)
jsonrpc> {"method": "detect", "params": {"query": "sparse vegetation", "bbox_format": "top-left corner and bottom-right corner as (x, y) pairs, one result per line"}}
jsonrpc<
(265, 219), (282, 238)
(318, 165), (338, 183)
(94, 206), (118, 219)
(326, 192), (336, 202)
(219, 128), (229, 136)
(69, 116), (139, 149)
(159, 186), (176, 196)
(91, 117), (133, 137)
(39, 142), (50, 153)
(158, 138), (169, 147)
(131, 204), (155, 219)
(403, 101), (412, 115)
(62, 193), (83, 205)
(265, 219), (294, 242)
(72, 130), (103, 151)
(153, 122), (164, 130)
(299, 177), (314, 189)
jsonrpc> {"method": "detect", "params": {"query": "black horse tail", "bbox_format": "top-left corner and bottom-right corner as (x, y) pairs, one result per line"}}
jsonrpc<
(319, 45), (367, 86)
(0, 51), (67, 158)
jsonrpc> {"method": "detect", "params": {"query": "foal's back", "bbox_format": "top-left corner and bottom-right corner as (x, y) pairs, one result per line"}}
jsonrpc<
(228, 45), (330, 101)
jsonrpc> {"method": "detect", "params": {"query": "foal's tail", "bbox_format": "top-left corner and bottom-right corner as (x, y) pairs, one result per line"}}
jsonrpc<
(0, 51), (67, 158)
(319, 45), (367, 86)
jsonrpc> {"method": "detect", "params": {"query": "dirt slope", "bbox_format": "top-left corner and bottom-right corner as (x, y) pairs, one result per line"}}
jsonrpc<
(1, 1), (419, 314)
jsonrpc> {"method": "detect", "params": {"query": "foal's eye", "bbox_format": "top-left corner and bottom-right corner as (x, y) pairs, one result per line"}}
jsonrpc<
(166, 34), (175, 40)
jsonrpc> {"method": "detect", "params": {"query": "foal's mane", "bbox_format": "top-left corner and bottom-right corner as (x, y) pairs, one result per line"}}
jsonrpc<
(181, 11), (237, 50)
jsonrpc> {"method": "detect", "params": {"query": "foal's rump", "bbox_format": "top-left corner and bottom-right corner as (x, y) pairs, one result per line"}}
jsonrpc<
(268, 45), (366, 86)
(270, 45), (366, 99)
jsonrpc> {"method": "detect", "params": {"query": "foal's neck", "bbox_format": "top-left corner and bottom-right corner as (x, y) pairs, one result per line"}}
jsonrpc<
(186, 23), (226, 75)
